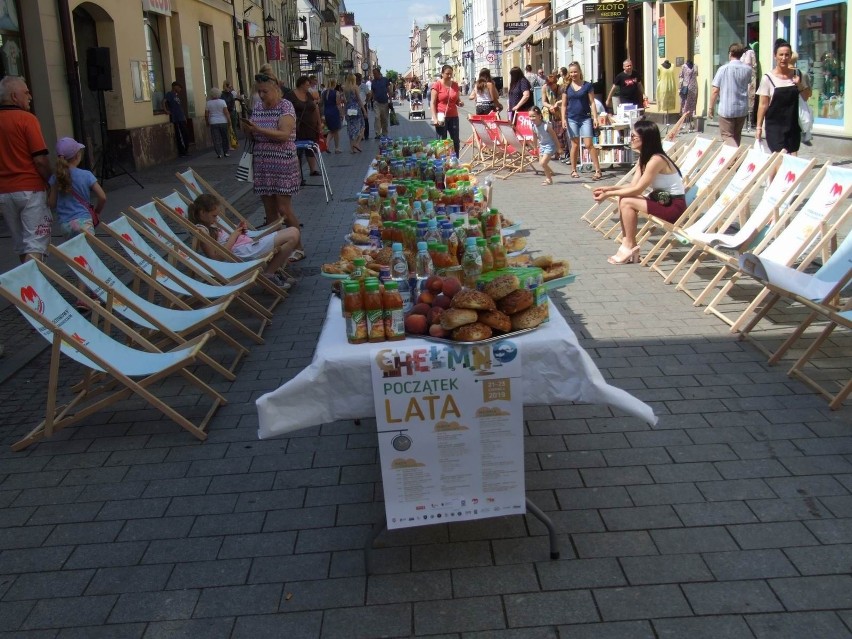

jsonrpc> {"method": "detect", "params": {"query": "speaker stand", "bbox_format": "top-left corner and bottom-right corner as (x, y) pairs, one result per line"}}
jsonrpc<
(94, 90), (143, 189)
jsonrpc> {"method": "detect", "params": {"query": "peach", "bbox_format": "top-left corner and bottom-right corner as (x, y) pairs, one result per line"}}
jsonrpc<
(427, 306), (444, 325)
(432, 294), (451, 309)
(405, 314), (428, 335)
(409, 303), (431, 317)
(426, 275), (444, 294)
(418, 291), (435, 305)
(429, 324), (451, 338)
(442, 277), (462, 298)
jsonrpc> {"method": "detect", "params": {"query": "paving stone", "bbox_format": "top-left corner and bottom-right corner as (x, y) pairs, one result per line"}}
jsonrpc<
(626, 483), (704, 506)
(28, 501), (103, 526)
(95, 497), (170, 521)
(3, 569), (94, 601)
(601, 447), (672, 466)
(412, 540), (493, 571)
(620, 554), (712, 585)
(505, 590), (599, 627)
(537, 557), (627, 590)
(164, 493), (238, 517)
(279, 576), (365, 612)
(674, 501), (758, 526)
(194, 583), (282, 618)
(667, 443), (738, 463)
(263, 506), (336, 532)
(451, 564), (539, 598)
(248, 553), (330, 584)
(653, 615), (755, 638)
(142, 617), (235, 639)
(64, 541), (147, 569)
(727, 521), (819, 549)
(556, 620), (654, 639)
(166, 558), (250, 589)
(217, 531), (297, 559)
(651, 527), (738, 554)
(415, 596), (506, 634)
(696, 479), (776, 502)
(600, 505), (682, 531)
(85, 564), (173, 595)
(0, 600), (34, 632)
(682, 580), (784, 615)
(779, 455), (852, 476)
(142, 537), (223, 564)
(57, 623), (147, 638)
(579, 466), (654, 487)
(703, 549), (799, 580)
(554, 486), (632, 510)
(822, 495), (852, 518)
(108, 590), (199, 623)
(43, 521), (123, 547)
(747, 497), (831, 522)
(784, 545), (852, 575)
(572, 531), (658, 558)
(22, 595), (116, 629)
(765, 475), (849, 499)
(189, 512), (265, 537)
(117, 516), (195, 542)
(769, 575), (852, 610)
(594, 584), (692, 621)
(746, 611), (852, 639)
(295, 525), (372, 554)
(0, 546), (73, 574)
(321, 603), (411, 639)
(231, 611), (322, 639)
(648, 463), (724, 484)
(714, 459), (791, 480)
(804, 518), (852, 544)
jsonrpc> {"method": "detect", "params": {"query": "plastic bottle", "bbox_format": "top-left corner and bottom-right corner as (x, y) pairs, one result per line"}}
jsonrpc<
(476, 237), (493, 273)
(363, 280), (385, 343)
(490, 235), (507, 270)
(412, 200), (423, 221)
(415, 220), (428, 244)
(368, 215), (382, 249)
(461, 237), (482, 289)
(424, 218), (443, 246)
(351, 258), (368, 291)
(343, 281), (368, 344)
(382, 281), (405, 341)
(424, 200), (435, 219)
(390, 242), (412, 312)
(442, 222), (460, 266)
(414, 241), (434, 297)
(453, 219), (467, 263)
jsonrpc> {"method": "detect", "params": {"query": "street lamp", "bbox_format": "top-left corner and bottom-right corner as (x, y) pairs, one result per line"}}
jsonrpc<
(264, 12), (276, 35)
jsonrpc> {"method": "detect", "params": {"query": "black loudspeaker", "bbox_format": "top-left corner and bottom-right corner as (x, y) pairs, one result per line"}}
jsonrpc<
(86, 47), (112, 91)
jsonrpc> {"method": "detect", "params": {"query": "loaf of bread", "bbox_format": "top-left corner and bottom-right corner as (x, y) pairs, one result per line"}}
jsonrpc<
(440, 308), (478, 330)
(477, 309), (511, 333)
(510, 304), (548, 330)
(483, 274), (520, 301)
(497, 289), (534, 315)
(450, 289), (496, 311)
(452, 321), (493, 341)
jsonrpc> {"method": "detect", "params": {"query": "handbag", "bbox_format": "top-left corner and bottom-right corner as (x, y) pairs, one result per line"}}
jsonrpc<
(679, 85), (689, 99)
(236, 139), (254, 182)
(228, 125), (238, 150)
(798, 94), (813, 138)
(648, 190), (672, 206)
(70, 188), (99, 227)
(389, 111), (399, 126)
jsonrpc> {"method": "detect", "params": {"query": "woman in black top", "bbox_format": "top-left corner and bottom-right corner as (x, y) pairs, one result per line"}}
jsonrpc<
(507, 67), (532, 120)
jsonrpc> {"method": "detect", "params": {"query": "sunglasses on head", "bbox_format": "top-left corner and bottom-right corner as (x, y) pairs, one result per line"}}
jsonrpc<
(255, 74), (272, 83)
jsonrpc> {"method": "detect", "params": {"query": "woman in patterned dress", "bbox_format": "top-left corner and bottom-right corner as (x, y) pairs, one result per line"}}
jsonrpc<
(342, 74), (364, 153)
(243, 72), (304, 258)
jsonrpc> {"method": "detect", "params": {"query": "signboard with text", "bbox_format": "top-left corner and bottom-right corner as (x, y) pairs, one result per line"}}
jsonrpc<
(371, 341), (525, 530)
(582, 2), (628, 24)
(503, 21), (529, 35)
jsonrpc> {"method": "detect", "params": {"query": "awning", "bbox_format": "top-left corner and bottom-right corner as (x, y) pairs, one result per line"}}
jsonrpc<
(289, 48), (336, 60)
(531, 17), (553, 43)
(505, 12), (548, 51)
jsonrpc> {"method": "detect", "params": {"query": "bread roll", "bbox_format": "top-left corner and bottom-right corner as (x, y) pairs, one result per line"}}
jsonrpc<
(542, 262), (567, 282)
(510, 305), (548, 330)
(532, 255), (553, 269)
(497, 289), (534, 315)
(452, 322), (493, 341)
(450, 289), (496, 311)
(483, 274), (520, 301)
(440, 308), (478, 330)
(477, 310), (511, 333)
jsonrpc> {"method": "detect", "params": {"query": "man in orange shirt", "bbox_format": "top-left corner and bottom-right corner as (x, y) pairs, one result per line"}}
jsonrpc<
(0, 76), (52, 262)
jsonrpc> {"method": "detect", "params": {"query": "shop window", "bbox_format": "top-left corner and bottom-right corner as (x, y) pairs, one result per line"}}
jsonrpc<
(796, 2), (845, 124)
(713, 0), (745, 71)
(200, 24), (213, 93)
(0, 0), (23, 80)
(144, 12), (166, 113)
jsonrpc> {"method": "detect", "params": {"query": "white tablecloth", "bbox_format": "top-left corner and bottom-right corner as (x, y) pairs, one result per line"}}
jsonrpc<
(256, 298), (656, 438)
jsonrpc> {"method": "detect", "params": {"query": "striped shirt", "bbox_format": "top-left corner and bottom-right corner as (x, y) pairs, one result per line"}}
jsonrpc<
(711, 60), (753, 118)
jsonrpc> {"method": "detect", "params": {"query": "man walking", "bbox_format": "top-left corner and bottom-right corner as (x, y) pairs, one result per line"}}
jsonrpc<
(370, 67), (391, 138)
(0, 75), (52, 263)
(525, 65), (539, 87)
(356, 73), (370, 139)
(708, 43), (753, 146)
(163, 81), (189, 156)
(606, 59), (645, 109)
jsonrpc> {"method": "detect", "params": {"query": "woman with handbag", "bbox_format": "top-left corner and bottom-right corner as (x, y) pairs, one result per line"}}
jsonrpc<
(592, 120), (685, 265)
(342, 74), (365, 153)
(756, 41), (803, 155)
(242, 72), (305, 261)
(430, 64), (464, 155)
(468, 68), (501, 115)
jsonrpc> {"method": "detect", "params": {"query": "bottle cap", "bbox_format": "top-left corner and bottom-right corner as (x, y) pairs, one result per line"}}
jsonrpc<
(466, 237), (477, 247)
(353, 258), (366, 266)
(365, 281), (379, 292)
(436, 245), (448, 253)
(392, 242), (402, 252)
(417, 241), (427, 251)
(490, 235), (501, 243)
(427, 219), (437, 228)
(343, 281), (360, 293)
(384, 280), (398, 290)
(476, 238), (486, 246)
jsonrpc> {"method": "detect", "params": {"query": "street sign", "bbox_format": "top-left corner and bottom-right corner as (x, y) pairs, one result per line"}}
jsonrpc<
(486, 53), (496, 63)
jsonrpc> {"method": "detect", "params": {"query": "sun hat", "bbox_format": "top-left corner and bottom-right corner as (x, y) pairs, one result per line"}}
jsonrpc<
(56, 137), (85, 159)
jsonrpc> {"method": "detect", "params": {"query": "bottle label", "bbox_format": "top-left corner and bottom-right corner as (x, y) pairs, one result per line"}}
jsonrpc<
(392, 262), (408, 276)
(384, 308), (406, 338)
(345, 310), (368, 343)
(366, 309), (385, 341)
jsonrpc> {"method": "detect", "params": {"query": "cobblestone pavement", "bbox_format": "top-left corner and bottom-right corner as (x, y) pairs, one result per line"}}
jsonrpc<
(0, 109), (851, 637)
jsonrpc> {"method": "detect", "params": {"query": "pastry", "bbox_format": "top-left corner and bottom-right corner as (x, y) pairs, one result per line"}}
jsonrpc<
(497, 289), (534, 315)
(440, 308), (478, 330)
(510, 304), (548, 330)
(452, 321), (493, 341)
(505, 236), (527, 253)
(450, 289), (496, 311)
(340, 245), (362, 262)
(477, 309), (512, 333)
(483, 274), (520, 301)
(532, 255), (553, 269)
(542, 261), (568, 282)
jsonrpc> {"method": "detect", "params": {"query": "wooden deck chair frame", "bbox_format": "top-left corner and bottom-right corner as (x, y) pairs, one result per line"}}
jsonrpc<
(102, 216), (274, 336)
(703, 199), (852, 332)
(49, 235), (250, 380)
(0, 260), (227, 451)
(641, 146), (781, 278)
(736, 232), (852, 363)
(468, 118), (502, 173)
(175, 168), (284, 236)
(666, 155), (818, 291)
(120, 212), (288, 312)
(81, 228), (268, 345)
(494, 120), (537, 179)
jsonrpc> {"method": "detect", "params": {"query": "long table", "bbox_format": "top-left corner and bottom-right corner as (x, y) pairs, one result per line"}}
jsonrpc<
(256, 297), (656, 438)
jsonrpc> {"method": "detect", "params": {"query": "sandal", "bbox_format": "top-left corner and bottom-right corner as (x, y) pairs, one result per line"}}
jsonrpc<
(570, 171), (580, 179)
(592, 171), (603, 181)
(542, 178), (553, 186)
(288, 249), (306, 263)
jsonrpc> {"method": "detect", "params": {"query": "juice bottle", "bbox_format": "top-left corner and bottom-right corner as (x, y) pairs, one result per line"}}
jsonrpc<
(343, 281), (368, 344)
(453, 219), (467, 263)
(382, 281), (405, 341)
(461, 237), (482, 289)
(434, 245), (454, 271)
(490, 235), (507, 270)
(351, 258), (367, 290)
(476, 237), (493, 273)
(364, 280), (385, 343)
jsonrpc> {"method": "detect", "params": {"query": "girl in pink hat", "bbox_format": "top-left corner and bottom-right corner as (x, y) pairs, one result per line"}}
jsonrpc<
(48, 137), (106, 238)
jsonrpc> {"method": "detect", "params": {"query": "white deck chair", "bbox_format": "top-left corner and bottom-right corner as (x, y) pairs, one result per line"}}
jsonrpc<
(0, 260), (226, 451)
(737, 230), (852, 363)
(642, 146), (780, 278)
(469, 119), (503, 173)
(494, 120), (537, 179)
(700, 167), (852, 331)
(668, 155), (817, 289)
(103, 216), (273, 334)
(50, 234), (250, 379)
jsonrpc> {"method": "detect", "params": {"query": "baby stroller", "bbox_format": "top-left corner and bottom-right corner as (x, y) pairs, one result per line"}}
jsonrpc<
(409, 88), (425, 120)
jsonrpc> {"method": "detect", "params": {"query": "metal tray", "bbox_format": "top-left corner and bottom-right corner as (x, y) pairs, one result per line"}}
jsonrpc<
(543, 273), (577, 290)
(405, 324), (542, 346)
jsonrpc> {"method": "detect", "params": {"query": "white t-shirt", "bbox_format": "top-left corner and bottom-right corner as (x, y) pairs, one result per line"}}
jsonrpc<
(206, 98), (229, 125)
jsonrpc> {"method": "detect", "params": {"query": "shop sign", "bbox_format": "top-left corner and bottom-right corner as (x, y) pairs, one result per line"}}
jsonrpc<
(503, 21), (529, 35)
(142, 0), (172, 16)
(371, 342), (525, 530)
(582, 3), (628, 25)
(266, 36), (281, 61)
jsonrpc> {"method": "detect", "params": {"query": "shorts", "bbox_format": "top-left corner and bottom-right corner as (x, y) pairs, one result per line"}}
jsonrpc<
(0, 190), (52, 256)
(567, 118), (594, 139)
(230, 233), (275, 260)
(538, 143), (556, 156)
(646, 195), (687, 223)
(59, 216), (95, 239)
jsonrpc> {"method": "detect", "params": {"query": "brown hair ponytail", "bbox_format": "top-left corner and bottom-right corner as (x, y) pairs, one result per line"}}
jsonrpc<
(188, 193), (221, 239)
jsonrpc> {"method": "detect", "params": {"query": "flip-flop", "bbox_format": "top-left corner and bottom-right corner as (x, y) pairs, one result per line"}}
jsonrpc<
(288, 249), (306, 263)
(570, 171), (580, 179)
(592, 172), (603, 181)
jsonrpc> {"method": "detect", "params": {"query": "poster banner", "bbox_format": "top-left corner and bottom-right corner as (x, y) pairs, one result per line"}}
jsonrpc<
(266, 35), (281, 61)
(371, 341), (525, 530)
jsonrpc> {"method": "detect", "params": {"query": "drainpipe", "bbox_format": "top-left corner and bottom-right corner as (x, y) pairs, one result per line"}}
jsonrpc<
(57, 0), (86, 156)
